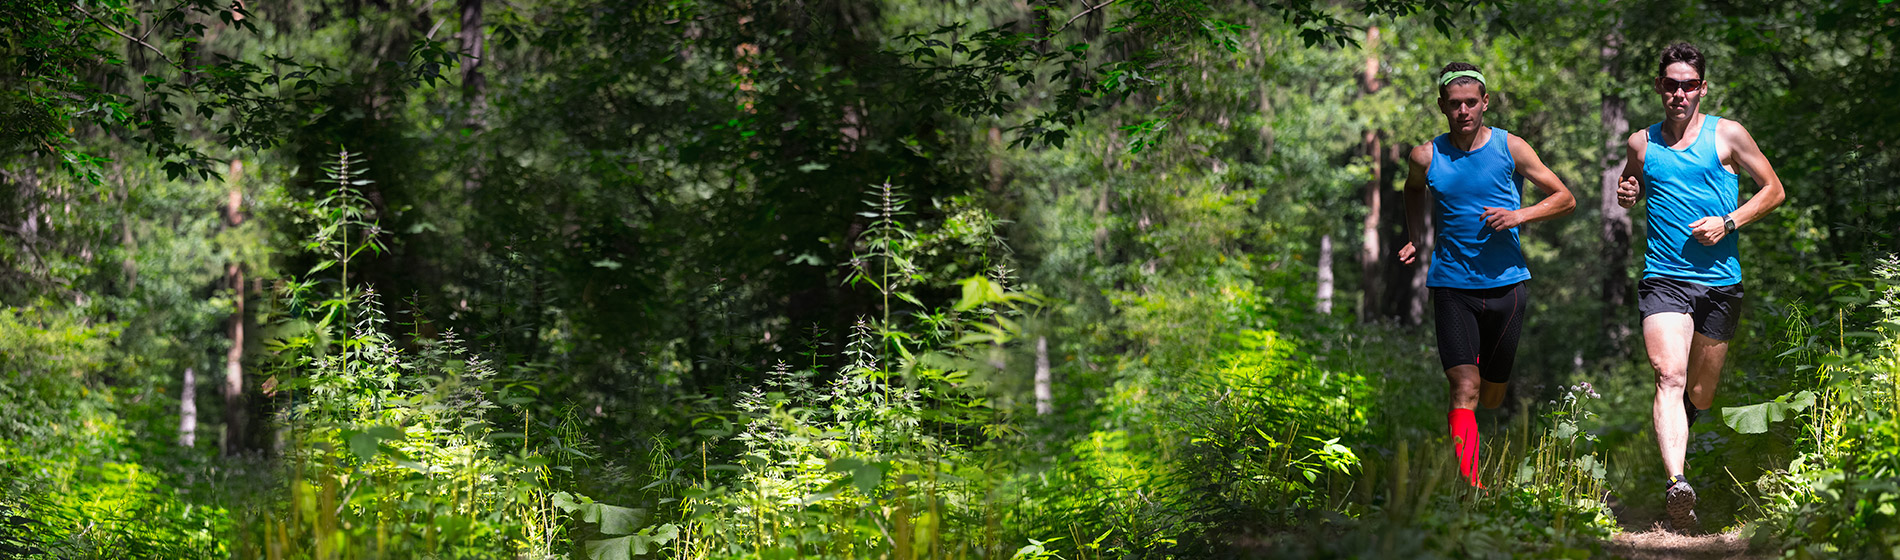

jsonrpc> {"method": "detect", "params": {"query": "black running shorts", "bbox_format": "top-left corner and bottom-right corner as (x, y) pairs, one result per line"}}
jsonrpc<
(1432, 281), (1527, 383)
(1638, 277), (1744, 341)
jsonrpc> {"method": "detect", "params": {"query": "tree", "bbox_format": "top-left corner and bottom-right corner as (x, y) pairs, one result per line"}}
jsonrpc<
(1598, 26), (1633, 354)
(1358, 26), (1384, 322)
(221, 160), (248, 456)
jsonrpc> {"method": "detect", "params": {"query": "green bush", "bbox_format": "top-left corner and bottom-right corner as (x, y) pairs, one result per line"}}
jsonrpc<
(1752, 254), (1900, 558)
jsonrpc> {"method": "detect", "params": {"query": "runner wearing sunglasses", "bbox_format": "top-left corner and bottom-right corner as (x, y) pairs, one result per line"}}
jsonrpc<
(1615, 42), (1786, 531)
(1399, 62), (1575, 488)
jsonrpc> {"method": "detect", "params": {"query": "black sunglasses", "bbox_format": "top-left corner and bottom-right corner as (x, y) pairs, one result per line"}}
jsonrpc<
(1658, 77), (1705, 93)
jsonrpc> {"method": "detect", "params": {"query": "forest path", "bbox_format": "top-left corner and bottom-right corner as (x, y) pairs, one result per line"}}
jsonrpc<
(1603, 497), (1766, 559)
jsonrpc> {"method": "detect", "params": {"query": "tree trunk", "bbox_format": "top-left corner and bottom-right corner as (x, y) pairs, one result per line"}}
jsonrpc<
(1396, 141), (1430, 325)
(222, 160), (248, 457)
(988, 127), (1006, 193)
(116, 165), (137, 293)
(459, 0), (486, 127)
(1357, 26), (1384, 322)
(1316, 234), (1334, 314)
(1034, 336), (1052, 416)
(1094, 134), (1116, 261)
(179, 367), (197, 448)
(1599, 29), (1634, 355)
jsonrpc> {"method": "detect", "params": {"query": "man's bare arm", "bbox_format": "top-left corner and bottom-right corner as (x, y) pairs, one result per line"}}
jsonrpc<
(1502, 135), (1576, 227)
(1616, 130), (1647, 209)
(1721, 119), (1786, 228)
(1399, 145), (1432, 266)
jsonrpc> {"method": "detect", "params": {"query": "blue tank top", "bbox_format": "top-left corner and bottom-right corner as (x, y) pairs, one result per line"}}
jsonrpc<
(1641, 116), (1741, 286)
(1426, 127), (1531, 289)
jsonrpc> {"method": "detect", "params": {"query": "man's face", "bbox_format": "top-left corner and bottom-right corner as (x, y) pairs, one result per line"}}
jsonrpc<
(1655, 62), (1706, 123)
(1437, 83), (1487, 135)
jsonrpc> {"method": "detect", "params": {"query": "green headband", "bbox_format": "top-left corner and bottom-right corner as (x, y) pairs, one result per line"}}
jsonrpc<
(1440, 70), (1486, 86)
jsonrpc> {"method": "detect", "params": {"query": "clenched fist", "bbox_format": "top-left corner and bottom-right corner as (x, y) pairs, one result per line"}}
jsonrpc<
(1616, 176), (1641, 208)
(1689, 216), (1728, 246)
(1482, 207), (1525, 231)
(1398, 242), (1419, 266)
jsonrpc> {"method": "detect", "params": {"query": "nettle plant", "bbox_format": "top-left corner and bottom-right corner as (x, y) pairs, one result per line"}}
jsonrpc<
(667, 183), (1042, 558)
(248, 149), (579, 559)
(1753, 254), (1900, 556)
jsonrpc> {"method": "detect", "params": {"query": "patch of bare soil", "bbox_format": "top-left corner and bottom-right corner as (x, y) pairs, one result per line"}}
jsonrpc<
(1606, 524), (1762, 560)
(1604, 495), (1769, 559)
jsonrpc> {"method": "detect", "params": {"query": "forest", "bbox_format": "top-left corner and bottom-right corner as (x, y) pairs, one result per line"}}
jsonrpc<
(2, 0), (1898, 558)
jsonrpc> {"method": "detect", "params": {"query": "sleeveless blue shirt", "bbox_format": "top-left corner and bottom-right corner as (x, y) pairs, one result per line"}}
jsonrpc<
(1426, 127), (1531, 289)
(1641, 116), (1741, 286)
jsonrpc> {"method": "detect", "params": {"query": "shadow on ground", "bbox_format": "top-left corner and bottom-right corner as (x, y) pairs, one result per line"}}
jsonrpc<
(1605, 495), (1768, 559)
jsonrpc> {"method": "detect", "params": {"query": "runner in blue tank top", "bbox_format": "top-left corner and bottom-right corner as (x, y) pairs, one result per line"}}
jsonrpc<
(1398, 62), (1575, 488)
(1616, 43), (1787, 532)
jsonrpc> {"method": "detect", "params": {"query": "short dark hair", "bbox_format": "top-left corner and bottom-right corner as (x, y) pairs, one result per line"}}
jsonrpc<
(1658, 42), (1706, 79)
(1438, 62), (1485, 97)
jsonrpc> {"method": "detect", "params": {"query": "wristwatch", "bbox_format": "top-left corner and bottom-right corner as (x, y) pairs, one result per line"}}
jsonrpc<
(1723, 215), (1737, 233)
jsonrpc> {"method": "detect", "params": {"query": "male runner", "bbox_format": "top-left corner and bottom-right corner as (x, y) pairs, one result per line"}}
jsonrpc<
(1399, 62), (1575, 488)
(1616, 42), (1785, 530)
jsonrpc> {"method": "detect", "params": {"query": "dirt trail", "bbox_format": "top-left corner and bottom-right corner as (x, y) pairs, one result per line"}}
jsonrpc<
(1604, 498), (1768, 559)
(1606, 526), (1760, 559)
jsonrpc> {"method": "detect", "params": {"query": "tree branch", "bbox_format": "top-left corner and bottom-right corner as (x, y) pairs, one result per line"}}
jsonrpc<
(1052, 0), (1113, 36)
(73, 5), (175, 65)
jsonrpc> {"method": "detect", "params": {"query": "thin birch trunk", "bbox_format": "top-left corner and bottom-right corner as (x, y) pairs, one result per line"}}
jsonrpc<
(1034, 336), (1053, 416)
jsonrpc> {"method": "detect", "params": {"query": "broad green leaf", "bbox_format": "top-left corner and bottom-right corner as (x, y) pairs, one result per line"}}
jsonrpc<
(552, 491), (582, 513)
(1722, 390), (1817, 434)
(1552, 422), (1578, 440)
(852, 463), (884, 494)
(956, 276), (988, 311)
(585, 536), (632, 560)
(345, 426), (402, 463)
(593, 504), (649, 535)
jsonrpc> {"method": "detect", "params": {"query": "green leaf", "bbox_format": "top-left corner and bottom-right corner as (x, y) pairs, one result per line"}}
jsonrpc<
(1552, 422), (1578, 440)
(593, 505), (649, 535)
(347, 431), (380, 462)
(344, 426), (403, 463)
(852, 463), (884, 494)
(552, 491), (583, 513)
(585, 536), (631, 560)
(1721, 390), (1817, 434)
(955, 276), (990, 311)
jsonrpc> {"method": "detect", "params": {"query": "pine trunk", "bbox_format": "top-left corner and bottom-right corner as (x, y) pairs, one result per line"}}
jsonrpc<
(1599, 29), (1634, 355)
(1357, 27), (1384, 322)
(222, 160), (248, 457)
(459, 0), (487, 127)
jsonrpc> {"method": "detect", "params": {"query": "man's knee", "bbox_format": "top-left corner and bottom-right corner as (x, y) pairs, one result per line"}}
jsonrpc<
(1649, 355), (1687, 380)
(1654, 372), (1687, 392)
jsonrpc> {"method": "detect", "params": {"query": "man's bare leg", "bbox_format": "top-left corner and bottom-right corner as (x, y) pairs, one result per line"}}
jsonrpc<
(1447, 364), (1485, 486)
(1479, 381), (1508, 409)
(1685, 333), (1728, 411)
(1645, 313), (1695, 478)
(1447, 364), (1481, 409)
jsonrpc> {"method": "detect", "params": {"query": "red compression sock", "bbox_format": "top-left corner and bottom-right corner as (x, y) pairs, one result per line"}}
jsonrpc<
(1449, 408), (1482, 488)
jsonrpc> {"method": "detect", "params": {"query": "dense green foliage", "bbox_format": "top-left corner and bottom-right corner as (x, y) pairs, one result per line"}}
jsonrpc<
(2, 0), (1898, 558)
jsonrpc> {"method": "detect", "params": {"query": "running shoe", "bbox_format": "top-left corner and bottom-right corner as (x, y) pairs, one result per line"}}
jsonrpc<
(1664, 474), (1699, 532)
